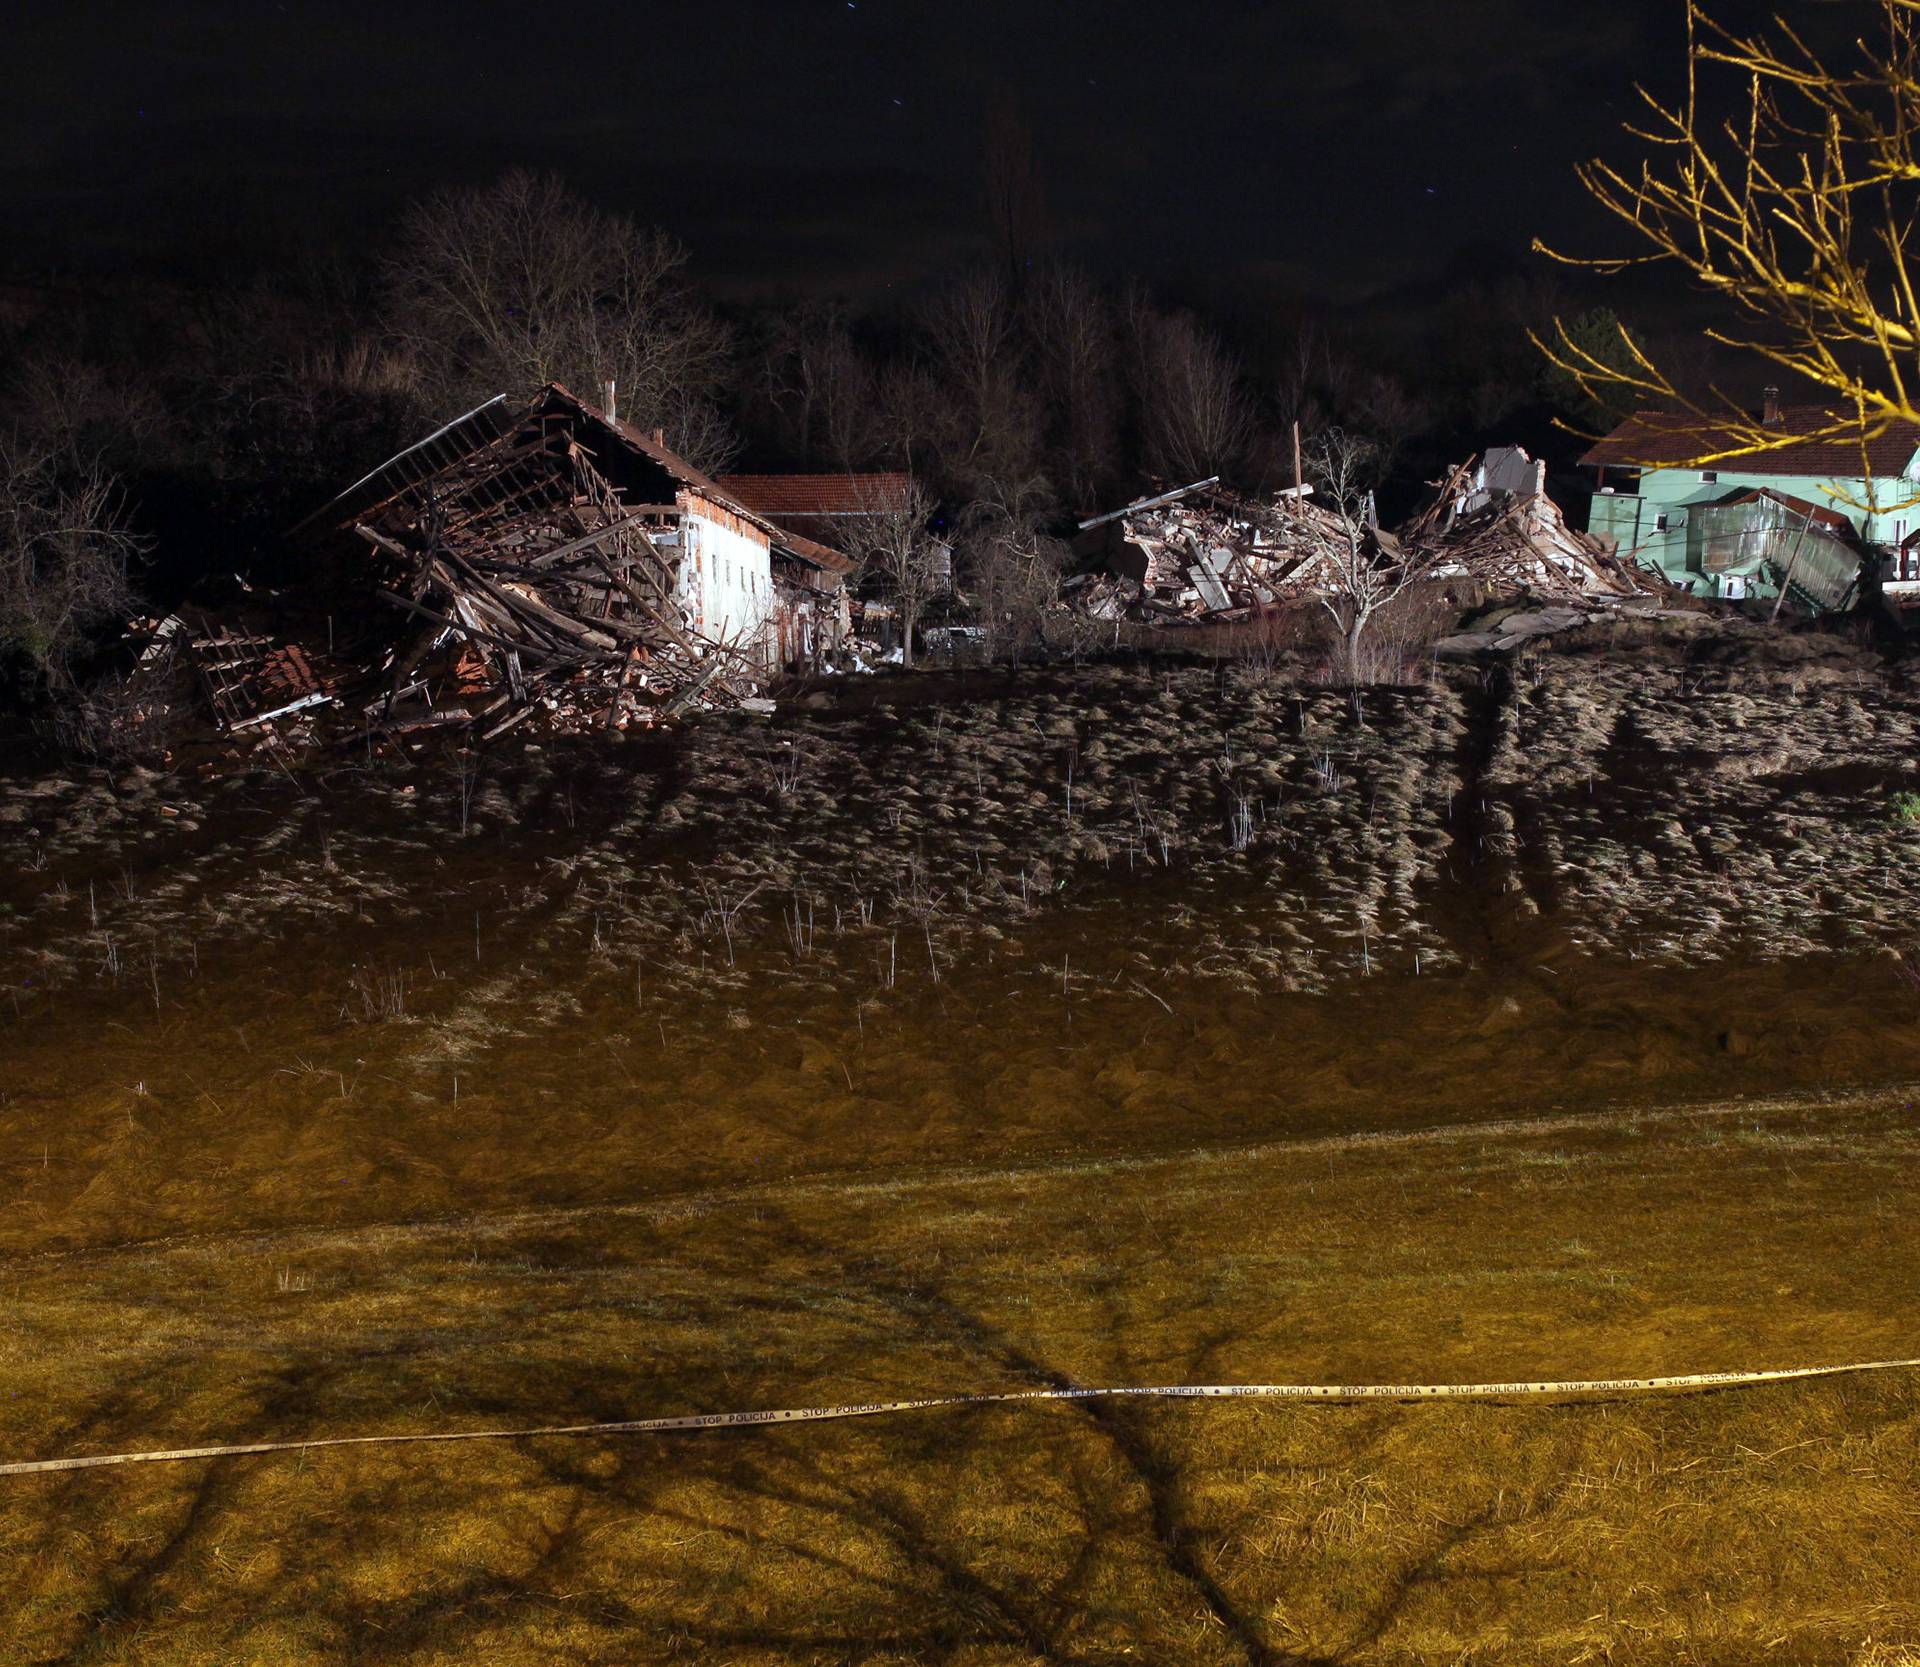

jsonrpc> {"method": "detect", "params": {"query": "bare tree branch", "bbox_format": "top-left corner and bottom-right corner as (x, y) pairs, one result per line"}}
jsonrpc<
(1127, 301), (1253, 485)
(850, 479), (944, 669)
(1285, 430), (1437, 684)
(1534, 1), (1920, 495)
(384, 169), (737, 471)
(0, 439), (142, 693)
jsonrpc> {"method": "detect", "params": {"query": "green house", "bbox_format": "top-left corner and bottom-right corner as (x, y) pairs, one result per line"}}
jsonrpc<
(1580, 399), (1920, 609)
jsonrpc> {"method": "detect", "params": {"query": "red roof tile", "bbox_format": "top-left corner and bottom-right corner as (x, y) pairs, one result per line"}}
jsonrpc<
(716, 472), (912, 517)
(1580, 407), (1920, 476)
(772, 528), (854, 575)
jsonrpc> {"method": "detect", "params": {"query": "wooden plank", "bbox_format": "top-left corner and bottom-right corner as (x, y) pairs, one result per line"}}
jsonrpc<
(430, 555), (578, 655)
(374, 589), (601, 664)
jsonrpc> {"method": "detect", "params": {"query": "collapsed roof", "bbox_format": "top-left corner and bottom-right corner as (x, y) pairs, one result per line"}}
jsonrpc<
(122, 385), (858, 749)
(1066, 453), (1660, 625)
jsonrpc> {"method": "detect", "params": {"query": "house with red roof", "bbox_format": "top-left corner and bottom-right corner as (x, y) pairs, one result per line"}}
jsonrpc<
(715, 473), (913, 552)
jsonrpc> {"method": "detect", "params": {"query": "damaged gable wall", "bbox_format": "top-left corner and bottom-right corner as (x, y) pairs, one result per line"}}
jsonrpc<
(679, 492), (773, 655)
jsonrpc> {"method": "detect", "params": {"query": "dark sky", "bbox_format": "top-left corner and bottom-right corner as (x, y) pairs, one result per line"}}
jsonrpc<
(4, 1), (1761, 304)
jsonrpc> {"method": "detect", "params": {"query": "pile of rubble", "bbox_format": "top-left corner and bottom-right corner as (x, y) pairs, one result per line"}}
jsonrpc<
(1404, 452), (1651, 603)
(113, 386), (826, 757)
(1065, 448), (1668, 635)
(102, 600), (352, 758)
(1065, 477), (1349, 622)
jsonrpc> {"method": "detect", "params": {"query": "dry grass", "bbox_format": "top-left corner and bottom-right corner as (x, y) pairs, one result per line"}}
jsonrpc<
(2, 1090), (1919, 1663)
(4, 660), (1920, 1661)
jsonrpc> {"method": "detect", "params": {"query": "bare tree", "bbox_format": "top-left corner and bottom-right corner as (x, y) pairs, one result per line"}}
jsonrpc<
(1352, 370), (1431, 478)
(1274, 318), (1334, 442)
(762, 304), (884, 468)
(873, 359), (943, 470)
(922, 271), (1045, 493)
(1128, 301), (1253, 484)
(385, 169), (737, 469)
(972, 537), (1064, 667)
(1287, 429), (1433, 684)
(851, 479), (945, 668)
(5, 353), (169, 471)
(0, 439), (141, 693)
(1534, 2), (1920, 474)
(957, 478), (1066, 666)
(1025, 263), (1120, 509)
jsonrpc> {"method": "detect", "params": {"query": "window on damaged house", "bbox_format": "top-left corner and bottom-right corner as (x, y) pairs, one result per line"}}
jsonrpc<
(1700, 471), (1718, 483)
(1654, 513), (1671, 532)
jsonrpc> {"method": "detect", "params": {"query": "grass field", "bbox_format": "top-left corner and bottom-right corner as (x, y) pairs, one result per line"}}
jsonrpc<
(4, 1077), (1919, 1664)
(4, 661), (1920, 1663)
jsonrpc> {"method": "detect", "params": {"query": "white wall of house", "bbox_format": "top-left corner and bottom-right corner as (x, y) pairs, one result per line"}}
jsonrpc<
(677, 494), (774, 657)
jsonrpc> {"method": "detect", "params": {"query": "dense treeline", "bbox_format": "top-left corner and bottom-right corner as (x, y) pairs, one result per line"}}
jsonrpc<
(0, 168), (1701, 710)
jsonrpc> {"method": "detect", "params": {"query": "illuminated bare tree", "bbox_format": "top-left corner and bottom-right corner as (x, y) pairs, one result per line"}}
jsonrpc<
(1290, 429), (1434, 684)
(386, 169), (736, 469)
(1534, 2), (1920, 481)
(958, 471), (1065, 666)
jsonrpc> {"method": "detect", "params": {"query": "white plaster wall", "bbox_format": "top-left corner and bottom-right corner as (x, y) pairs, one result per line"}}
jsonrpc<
(679, 508), (773, 655)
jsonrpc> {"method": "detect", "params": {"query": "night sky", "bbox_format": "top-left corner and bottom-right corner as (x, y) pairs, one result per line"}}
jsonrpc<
(7, 1), (1779, 304)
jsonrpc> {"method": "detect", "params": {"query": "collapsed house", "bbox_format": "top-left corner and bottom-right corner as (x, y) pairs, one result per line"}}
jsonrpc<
(1065, 451), (1657, 629)
(125, 383), (866, 748)
(1405, 450), (1654, 602)
(1065, 477), (1348, 622)
(296, 383), (858, 734)
(119, 385), (861, 747)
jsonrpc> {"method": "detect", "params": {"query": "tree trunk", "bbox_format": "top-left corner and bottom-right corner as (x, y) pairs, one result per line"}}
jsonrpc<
(1345, 618), (1367, 686)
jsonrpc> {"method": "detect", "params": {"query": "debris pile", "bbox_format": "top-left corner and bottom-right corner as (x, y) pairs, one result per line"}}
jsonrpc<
(1400, 457), (1651, 603)
(1066, 477), (1346, 622)
(109, 385), (840, 757)
(191, 626), (335, 732)
(1065, 450), (1669, 636)
(115, 606), (344, 752)
(330, 386), (770, 742)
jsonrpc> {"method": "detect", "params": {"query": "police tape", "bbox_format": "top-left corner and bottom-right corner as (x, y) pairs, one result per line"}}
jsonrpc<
(4, 1355), (1918, 1478)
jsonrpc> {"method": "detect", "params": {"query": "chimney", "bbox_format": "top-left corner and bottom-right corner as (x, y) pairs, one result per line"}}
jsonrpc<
(1762, 385), (1782, 425)
(650, 427), (665, 447)
(603, 378), (617, 421)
